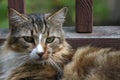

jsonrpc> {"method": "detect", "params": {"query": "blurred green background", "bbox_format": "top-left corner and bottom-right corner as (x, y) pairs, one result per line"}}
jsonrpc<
(0, 0), (120, 28)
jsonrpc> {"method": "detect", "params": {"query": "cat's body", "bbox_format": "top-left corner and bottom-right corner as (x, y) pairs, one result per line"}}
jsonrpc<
(62, 47), (120, 80)
(0, 7), (120, 80)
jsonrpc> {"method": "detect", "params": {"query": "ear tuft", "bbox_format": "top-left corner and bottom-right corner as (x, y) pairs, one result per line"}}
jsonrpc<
(47, 7), (68, 24)
(9, 8), (28, 25)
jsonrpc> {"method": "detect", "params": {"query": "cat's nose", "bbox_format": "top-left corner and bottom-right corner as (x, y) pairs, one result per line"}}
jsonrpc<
(36, 44), (44, 58)
(37, 52), (44, 58)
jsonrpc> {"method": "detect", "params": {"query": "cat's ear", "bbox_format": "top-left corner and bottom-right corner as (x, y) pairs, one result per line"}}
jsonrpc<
(47, 7), (68, 24)
(9, 8), (28, 25)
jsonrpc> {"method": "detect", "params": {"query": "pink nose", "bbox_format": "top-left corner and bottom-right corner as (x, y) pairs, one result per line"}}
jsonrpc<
(37, 52), (44, 58)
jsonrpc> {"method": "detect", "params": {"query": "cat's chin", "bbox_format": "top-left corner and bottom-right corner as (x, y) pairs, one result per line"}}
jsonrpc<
(30, 57), (48, 61)
(29, 59), (49, 66)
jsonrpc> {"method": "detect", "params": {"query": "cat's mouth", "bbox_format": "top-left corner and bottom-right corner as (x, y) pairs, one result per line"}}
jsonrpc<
(30, 54), (49, 62)
(29, 50), (49, 61)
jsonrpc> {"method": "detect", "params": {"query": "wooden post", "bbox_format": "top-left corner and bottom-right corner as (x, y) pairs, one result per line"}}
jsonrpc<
(8, 0), (26, 26)
(8, 0), (26, 13)
(76, 0), (93, 33)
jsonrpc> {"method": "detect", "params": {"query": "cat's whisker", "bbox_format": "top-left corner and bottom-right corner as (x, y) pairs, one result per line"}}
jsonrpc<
(0, 54), (17, 63)
(12, 55), (30, 69)
(41, 61), (46, 66)
(0, 54), (29, 63)
(62, 57), (71, 62)
(36, 60), (47, 66)
(15, 55), (28, 61)
(52, 54), (70, 63)
(48, 57), (63, 75)
(50, 56), (63, 70)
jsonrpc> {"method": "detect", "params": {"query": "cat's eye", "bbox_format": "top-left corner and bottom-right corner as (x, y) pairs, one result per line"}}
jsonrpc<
(46, 37), (55, 43)
(23, 36), (34, 43)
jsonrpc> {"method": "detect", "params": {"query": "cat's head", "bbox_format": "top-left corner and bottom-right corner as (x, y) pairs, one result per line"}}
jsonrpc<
(5, 7), (72, 65)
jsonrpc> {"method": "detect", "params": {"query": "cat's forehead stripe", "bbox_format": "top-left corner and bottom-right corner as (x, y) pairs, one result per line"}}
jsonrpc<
(28, 14), (48, 34)
(33, 23), (39, 33)
(39, 34), (42, 42)
(43, 19), (48, 34)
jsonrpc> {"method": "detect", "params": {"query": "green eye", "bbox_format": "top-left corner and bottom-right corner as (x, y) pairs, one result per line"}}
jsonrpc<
(23, 36), (34, 43)
(46, 37), (55, 43)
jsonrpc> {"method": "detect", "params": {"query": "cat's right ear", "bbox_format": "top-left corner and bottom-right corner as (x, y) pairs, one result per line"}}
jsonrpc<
(46, 7), (68, 25)
(9, 8), (28, 26)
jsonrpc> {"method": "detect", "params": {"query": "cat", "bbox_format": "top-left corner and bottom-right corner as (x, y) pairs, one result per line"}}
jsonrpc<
(0, 7), (120, 80)
(0, 7), (74, 80)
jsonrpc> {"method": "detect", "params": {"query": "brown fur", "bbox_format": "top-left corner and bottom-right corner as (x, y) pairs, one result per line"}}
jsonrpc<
(62, 47), (120, 80)
(8, 64), (58, 80)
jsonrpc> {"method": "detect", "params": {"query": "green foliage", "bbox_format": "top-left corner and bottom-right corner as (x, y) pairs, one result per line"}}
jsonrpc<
(0, 0), (8, 28)
(93, 0), (109, 24)
(0, 0), (109, 28)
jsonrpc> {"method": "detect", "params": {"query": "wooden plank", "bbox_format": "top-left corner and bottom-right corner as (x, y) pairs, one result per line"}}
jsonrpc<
(64, 26), (120, 38)
(76, 0), (93, 33)
(67, 38), (120, 49)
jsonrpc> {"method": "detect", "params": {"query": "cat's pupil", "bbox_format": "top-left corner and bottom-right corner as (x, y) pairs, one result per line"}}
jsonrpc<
(23, 36), (34, 43)
(46, 37), (55, 43)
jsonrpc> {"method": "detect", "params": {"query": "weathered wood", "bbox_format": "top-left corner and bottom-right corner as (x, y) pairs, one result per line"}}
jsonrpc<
(64, 26), (120, 38)
(67, 38), (120, 49)
(8, 0), (25, 13)
(76, 0), (93, 33)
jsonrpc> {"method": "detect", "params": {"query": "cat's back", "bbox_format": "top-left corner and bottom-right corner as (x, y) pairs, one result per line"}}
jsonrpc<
(63, 46), (120, 80)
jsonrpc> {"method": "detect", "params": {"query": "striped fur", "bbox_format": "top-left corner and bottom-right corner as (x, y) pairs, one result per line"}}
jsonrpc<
(62, 47), (120, 80)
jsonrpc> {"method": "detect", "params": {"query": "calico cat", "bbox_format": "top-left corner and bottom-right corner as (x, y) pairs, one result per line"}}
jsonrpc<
(0, 7), (120, 80)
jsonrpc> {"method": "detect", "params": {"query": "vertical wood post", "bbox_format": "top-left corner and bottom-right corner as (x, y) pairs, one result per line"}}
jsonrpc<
(8, 0), (26, 27)
(76, 0), (93, 33)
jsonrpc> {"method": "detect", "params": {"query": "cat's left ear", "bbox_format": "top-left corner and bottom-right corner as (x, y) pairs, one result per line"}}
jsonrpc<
(47, 7), (68, 24)
(9, 8), (29, 26)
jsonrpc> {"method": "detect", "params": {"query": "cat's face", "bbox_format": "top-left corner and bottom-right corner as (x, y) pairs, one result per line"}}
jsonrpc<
(7, 8), (69, 63)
